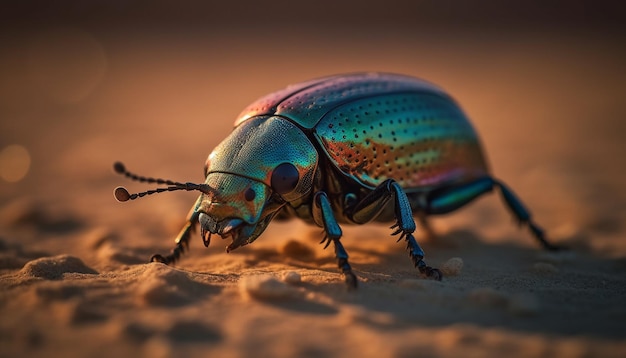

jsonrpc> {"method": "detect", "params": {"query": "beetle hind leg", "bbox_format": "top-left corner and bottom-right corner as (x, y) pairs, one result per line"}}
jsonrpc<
(494, 180), (563, 251)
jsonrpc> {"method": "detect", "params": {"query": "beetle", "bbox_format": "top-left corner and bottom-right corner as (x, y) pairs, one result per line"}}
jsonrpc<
(113, 72), (561, 288)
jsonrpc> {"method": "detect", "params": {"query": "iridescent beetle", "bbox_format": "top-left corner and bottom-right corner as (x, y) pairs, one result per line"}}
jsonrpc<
(114, 72), (561, 288)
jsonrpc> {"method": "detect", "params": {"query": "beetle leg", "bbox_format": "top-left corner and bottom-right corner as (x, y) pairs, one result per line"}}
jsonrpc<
(494, 180), (563, 251)
(313, 191), (358, 289)
(389, 181), (443, 280)
(423, 177), (562, 251)
(150, 196), (202, 265)
(346, 179), (442, 281)
(346, 180), (394, 225)
(424, 177), (495, 214)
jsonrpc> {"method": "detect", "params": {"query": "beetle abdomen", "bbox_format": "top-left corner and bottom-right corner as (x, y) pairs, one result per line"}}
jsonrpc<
(314, 92), (489, 190)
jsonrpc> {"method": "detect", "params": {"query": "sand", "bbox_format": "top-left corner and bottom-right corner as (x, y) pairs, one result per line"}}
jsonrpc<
(1, 22), (626, 358)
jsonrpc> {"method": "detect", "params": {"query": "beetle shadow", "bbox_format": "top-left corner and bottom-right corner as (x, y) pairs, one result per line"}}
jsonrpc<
(254, 290), (340, 315)
(235, 227), (626, 340)
(331, 228), (626, 340)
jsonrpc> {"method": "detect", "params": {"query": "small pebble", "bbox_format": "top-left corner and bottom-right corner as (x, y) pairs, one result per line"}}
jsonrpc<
(282, 271), (301, 285)
(441, 257), (463, 276)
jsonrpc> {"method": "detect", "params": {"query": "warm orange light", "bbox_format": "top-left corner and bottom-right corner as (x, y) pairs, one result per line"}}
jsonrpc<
(0, 144), (31, 182)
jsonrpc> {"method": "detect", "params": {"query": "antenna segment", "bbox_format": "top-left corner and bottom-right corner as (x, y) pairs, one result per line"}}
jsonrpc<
(112, 162), (210, 202)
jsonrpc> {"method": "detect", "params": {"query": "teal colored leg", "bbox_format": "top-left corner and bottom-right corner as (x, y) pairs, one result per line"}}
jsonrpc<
(494, 180), (562, 251)
(313, 192), (358, 288)
(346, 179), (442, 281)
(425, 177), (495, 215)
(425, 177), (561, 251)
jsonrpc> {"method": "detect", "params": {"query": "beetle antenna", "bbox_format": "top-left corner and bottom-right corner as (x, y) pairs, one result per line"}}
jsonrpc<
(113, 161), (210, 202)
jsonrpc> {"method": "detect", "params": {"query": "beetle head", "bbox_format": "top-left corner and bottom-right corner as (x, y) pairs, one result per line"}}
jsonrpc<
(113, 115), (318, 251)
(198, 116), (319, 250)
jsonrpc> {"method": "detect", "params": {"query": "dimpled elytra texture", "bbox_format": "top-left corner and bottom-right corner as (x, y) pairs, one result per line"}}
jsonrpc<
(315, 93), (488, 189)
(235, 73), (446, 129)
(235, 76), (331, 126)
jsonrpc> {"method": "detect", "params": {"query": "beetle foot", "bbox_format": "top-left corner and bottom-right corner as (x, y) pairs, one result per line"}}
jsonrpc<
(149, 241), (186, 265)
(414, 257), (442, 280)
(338, 257), (358, 289)
(418, 264), (443, 281)
(529, 222), (567, 251)
(544, 242), (567, 251)
(403, 233), (443, 281)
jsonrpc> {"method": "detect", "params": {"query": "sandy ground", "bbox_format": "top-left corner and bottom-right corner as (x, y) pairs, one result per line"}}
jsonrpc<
(1, 25), (626, 357)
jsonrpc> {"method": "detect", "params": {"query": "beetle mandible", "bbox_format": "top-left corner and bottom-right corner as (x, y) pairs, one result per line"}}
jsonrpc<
(113, 72), (561, 288)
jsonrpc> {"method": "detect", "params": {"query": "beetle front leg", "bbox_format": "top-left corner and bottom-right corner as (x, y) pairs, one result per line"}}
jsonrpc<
(150, 196), (202, 265)
(346, 179), (442, 281)
(313, 192), (358, 288)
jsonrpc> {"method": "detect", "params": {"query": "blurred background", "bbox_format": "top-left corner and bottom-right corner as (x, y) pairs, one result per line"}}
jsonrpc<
(0, 0), (625, 254)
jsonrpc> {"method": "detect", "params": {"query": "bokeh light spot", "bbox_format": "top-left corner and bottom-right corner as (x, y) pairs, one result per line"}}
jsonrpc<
(0, 145), (31, 182)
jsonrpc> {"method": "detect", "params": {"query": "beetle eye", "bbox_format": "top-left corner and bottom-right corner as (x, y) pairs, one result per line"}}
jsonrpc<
(244, 187), (256, 201)
(271, 163), (299, 195)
